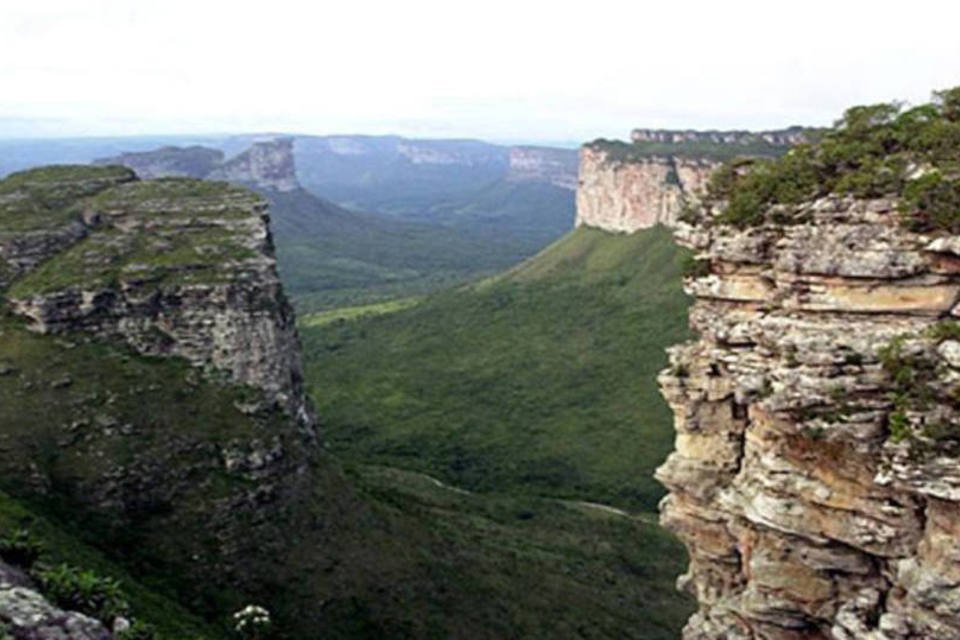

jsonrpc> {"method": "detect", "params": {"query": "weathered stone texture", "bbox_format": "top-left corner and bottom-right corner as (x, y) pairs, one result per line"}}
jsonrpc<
(658, 197), (960, 639)
(0, 562), (110, 640)
(575, 146), (716, 232)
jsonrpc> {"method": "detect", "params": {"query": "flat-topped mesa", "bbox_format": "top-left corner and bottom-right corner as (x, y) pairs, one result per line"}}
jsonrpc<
(93, 145), (226, 180)
(208, 138), (299, 192)
(0, 166), (313, 430)
(657, 192), (960, 638)
(574, 128), (807, 234)
(96, 138), (301, 193)
(576, 145), (716, 232)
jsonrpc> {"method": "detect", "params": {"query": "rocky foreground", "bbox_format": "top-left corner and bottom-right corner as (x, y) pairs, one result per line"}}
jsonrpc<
(658, 195), (960, 639)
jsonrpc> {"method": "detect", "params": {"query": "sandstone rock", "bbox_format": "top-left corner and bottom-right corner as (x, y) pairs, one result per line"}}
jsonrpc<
(0, 562), (110, 640)
(575, 146), (716, 232)
(658, 197), (960, 638)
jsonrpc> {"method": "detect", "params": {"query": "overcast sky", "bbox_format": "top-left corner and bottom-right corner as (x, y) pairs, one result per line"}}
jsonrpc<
(1, 0), (959, 143)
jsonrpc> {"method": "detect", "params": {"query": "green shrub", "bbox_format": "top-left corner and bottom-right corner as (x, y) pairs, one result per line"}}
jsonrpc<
(36, 563), (130, 621)
(702, 87), (960, 230)
(0, 528), (44, 568)
(680, 255), (711, 279)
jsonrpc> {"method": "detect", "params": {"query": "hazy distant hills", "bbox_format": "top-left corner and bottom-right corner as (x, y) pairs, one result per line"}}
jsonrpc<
(83, 135), (578, 310)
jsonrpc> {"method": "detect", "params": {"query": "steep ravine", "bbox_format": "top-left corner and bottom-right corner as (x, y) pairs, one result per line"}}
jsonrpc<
(657, 197), (960, 638)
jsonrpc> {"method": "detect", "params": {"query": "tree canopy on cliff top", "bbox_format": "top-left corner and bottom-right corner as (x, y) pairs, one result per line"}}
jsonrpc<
(705, 87), (960, 230)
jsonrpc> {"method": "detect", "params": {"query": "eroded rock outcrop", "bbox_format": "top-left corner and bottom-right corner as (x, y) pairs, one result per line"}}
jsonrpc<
(97, 138), (299, 193)
(208, 139), (298, 192)
(576, 145), (716, 232)
(1, 167), (313, 429)
(657, 196), (960, 639)
(0, 562), (110, 640)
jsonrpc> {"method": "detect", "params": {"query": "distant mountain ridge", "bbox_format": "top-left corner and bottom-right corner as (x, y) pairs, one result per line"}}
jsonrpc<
(95, 138), (573, 311)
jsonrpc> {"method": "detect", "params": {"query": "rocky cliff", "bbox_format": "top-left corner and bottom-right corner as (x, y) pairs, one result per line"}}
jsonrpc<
(208, 139), (299, 192)
(96, 139), (299, 193)
(575, 145), (716, 232)
(1, 165), (313, 427)
(657, 198), (960, 638)
(507, 146), (578, 190)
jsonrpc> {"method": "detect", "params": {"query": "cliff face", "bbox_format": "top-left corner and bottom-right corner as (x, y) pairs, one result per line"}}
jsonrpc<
(657, 197), (960, 639)
(3, 167), (313, 428)
(208, 139), (299, 192)
(575, 145), (716, 232)
(0, 165), (336, 634)
(96, 138), (299, 193)
(507, 146), (579, 190)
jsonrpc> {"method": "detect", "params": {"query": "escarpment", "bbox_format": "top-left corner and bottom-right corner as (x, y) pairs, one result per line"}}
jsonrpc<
(656, 90), (960, 638)
(576, 145), (716, 232)
(658, 173), (960, 638)
(1, 168), (311, 427)
(575, 129), (805, 234)
(96, 138), (299, 193)
(0, 165), (346, 635)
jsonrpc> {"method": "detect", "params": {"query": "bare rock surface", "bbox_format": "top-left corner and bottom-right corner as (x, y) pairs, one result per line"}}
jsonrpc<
(658, 198), (960, 639)
(575, 146), (716, 232)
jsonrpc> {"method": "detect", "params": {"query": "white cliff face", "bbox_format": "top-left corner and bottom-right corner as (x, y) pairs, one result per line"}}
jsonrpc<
(575, 146), (717, 233)
(658, 196), (960, 639)
(209, 139), (299, 192)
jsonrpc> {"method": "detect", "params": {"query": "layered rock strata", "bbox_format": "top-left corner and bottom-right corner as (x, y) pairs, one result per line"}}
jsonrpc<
(657, 196), (960, 638)
(576, 145), (716, 232)
(1, 168), (312, 429)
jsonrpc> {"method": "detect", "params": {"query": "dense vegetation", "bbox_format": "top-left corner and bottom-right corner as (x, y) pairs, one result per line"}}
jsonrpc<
(0, 166), (693, 638)
(271, 181), (576, 312)
(705, 87), (960, 229)
(587, 136), (798, 163)
(0, 310), (694, 638)
(267, 189), (538, 313)
(301, 226), (692, 511)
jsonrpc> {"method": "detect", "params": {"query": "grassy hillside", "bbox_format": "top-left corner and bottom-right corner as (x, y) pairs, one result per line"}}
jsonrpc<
(0, 166), (692, 638)
(267, 189), (537, 312)
(301, 225), (692, 511)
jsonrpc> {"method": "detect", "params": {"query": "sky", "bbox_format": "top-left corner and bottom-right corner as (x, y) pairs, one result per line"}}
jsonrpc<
(1, 0), (959, 144)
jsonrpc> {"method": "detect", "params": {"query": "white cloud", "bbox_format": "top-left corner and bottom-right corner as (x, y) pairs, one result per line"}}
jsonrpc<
(1, 0), (958, 141)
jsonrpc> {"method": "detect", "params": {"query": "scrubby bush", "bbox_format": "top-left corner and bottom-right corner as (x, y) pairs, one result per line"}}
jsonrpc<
(35, 563), (130, 621)
(0, 528), (44, 568)
(705, 87), (960, 230)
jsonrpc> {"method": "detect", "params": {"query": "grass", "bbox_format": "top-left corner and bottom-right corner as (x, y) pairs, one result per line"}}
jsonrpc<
(299, 297), (422, 328)
(7, 179), (261, 297)
(0, 491), (221, 639)
(301, 225), (692, 511)
(335, 463), (694, 639)
(587, 138), (793, 163)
